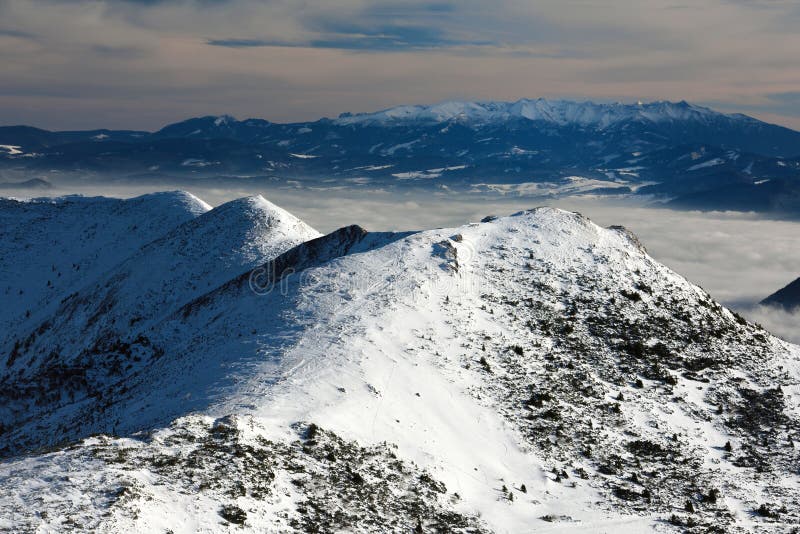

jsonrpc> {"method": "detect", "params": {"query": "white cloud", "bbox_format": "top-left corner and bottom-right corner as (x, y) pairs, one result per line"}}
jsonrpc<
(731, 304), (800, 345)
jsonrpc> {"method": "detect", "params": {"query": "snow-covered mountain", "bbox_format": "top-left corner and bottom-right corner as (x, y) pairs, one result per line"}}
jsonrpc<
(0, 193), (320, 457)
(0, 192), (211, 338)
(2, 191), (799, 532)
(335, 99), (734, 128)
(2, 99), (799, 215)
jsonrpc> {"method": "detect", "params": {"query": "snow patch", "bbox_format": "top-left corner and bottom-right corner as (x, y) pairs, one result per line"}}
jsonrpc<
(0, 145), (23, 155)
(688, 158), (725, 171)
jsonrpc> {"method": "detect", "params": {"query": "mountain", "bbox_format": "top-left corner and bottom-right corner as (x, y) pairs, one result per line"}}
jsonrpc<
(0, 178), (52, 190)
(0, 191), (211, 337)
(0, 125), (148, 150)
(337, 99), (717, 126)
(1, 192), (799, 532)
(0, 193), (320, 457)
(151, 115), (273, 142)
(2, 99), (799, 215)
(761, 277), (800, 311)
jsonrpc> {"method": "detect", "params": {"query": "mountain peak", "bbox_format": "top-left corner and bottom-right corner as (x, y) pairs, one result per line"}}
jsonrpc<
(131, 190), (213, 214)
(208, 194), (321, 244)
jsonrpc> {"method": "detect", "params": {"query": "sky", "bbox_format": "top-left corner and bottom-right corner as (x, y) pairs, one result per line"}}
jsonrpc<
(1, 0), (800, 131)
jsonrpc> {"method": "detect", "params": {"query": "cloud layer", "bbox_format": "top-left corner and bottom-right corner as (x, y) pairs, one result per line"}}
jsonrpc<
(1, 0), (800, 129)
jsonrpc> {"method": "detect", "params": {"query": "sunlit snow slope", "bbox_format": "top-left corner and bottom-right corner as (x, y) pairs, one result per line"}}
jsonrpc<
(1, 192), (799, 533)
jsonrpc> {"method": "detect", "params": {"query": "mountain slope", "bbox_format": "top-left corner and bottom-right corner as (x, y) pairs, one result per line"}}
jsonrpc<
(1, 195), (799, 532)
(0, 195), (320, 456)
(0, 191), (211, 340)
(761, 277), (800, 311)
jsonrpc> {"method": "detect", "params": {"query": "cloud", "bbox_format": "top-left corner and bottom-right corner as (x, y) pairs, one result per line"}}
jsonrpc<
(208, 26), (493, 51)
(701, 91), (800, 125)
(206, 38), (276, 48)
(2, 0), (800, 129)
(0, 28), (36, 39)
(731, 304), (800, 345)
(206, 2), (496, 52)
(766, 91), (800, 106)
(91, 44), (149, 59)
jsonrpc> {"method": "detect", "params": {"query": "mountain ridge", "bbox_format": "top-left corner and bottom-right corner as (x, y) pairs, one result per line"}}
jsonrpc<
(1, 192), (799, 532)
(0, 192), (320, 456)
(0, 98), (785, 134)
(334, 98), (753, 128)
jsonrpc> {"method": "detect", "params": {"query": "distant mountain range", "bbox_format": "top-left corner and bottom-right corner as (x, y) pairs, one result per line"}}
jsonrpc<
(1, 99), (799, 214)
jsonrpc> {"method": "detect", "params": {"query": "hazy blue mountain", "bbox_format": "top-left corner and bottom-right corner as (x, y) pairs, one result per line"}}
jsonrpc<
(0, 178), (52, 190)
(761, 277), (800, 311)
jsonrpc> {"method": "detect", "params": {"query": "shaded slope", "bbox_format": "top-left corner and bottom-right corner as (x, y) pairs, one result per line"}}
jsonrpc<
(0, 220), (407, 457)
(0, 191), (211, 340)
(0, 195), (321, 456)
(761, 277), (800, 311)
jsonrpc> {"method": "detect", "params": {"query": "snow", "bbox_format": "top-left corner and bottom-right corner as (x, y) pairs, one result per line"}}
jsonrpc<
(0, 144), (23, 155)
(1, 192), (799, 533)
(0, 191), (211, 337)
(688, 158), (725, 171)
(510, 146), (538, 155)
(181, 158), (219, 167)
(383, 139), (420, 155)
(335, 99), (726, 130)
(393, 165), (468, 178)
(1, 195), (321, 389)
(427, 165), (468, 172)
(613, 166), (644, 177)
(213, 115), (235, 127)
(349, 164), (394, 171)
(392, 170), (442, 180)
